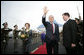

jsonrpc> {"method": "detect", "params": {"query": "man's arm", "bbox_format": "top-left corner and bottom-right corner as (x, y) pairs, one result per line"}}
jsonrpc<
(70, 20), (78, 47)
(7, 28), (12, 32)
(42, 6), (49, 27)
(42, 15), (47, 27)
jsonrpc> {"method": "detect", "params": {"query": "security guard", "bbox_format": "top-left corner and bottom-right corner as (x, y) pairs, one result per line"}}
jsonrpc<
(75, 18), (83, 54)
(1, 22), (12, 54)
(13, 25), (21, 53)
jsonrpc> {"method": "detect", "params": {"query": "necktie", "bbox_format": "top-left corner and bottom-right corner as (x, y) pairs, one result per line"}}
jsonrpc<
(52, 24), (54, 39)
(52, 24), (54, 33)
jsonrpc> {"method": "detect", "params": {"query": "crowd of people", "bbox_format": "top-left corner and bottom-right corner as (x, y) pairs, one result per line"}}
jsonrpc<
(1, 22), (32, 54)
(1, 7), (83, 54)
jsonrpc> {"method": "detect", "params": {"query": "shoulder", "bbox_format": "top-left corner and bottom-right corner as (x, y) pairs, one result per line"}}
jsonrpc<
(68, 19), (75, 24)
(29, 30), (32, 32)
(44, 21), (50, 25)
(69, 19), (75, 22)
(70, 19), (76, 24)
(1, 28), (4, 30)
(54, 23), (59, 27)
(1, 28), (5, 31)
(69, 19), (78, 27)
(46, 22), (50, 24)
(29, 30), (32, 33)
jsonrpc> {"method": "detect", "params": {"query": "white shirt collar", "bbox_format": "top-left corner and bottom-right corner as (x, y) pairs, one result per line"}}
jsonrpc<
(50, 22), (54, 24)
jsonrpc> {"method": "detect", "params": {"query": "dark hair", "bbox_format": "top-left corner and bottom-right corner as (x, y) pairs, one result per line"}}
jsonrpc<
(75, 18), (79, 22)
(14, 25), (18, 28)
(25, 23), (30, 28)
(2, 22), (8, 26)
(62, 12), (70, 17)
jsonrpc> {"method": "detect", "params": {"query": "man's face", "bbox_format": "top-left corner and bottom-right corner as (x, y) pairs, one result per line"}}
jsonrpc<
(62, 15), (69, 21)
(75, 19), (79, 24)
(49, 15), (54, 23)
(4, 24), (8, 28)
(15, 26), (18, 29)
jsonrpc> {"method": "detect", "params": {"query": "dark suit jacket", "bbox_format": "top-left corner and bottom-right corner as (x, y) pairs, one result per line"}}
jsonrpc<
(1, 28), (12, 41)
(63, 19), (78, 48)
(42, 15), (59, 44)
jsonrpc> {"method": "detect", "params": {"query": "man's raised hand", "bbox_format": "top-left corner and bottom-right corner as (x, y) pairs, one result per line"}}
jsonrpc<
(43, 6), (49, 15)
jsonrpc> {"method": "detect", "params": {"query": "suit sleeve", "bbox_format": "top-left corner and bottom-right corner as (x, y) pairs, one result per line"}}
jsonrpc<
(70, 20), (77, 44)
(8, 28), (12, 32)
(56, 24), (60, 42)
(42, 15), (47, 27)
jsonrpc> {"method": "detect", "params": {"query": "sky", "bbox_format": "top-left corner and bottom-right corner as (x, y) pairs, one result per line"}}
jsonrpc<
(1, 1), (83, 30)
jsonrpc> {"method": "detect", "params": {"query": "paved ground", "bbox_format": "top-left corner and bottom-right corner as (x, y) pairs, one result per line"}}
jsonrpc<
(2, 37), (66, 54)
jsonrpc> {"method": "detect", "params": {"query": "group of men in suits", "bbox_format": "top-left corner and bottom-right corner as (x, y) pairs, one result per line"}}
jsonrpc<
(42, 7), (83, 54)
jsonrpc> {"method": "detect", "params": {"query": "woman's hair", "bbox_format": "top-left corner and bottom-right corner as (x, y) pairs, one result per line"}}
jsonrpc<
(25, 23), (30, 28)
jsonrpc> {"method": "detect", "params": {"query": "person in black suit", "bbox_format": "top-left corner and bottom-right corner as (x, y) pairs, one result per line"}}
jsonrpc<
(42, 7), (59, 54)
(1, 22), (12, 54)
(62, 13), (78, 54)
(75, 18), (83, 54)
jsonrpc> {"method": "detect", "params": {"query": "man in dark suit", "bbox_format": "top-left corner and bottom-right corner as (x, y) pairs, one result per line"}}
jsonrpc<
(42, 7), (59, 54)
(75, 18), (83, 54)
(1, 22), (12, 54)
(62, 13), (78, 54)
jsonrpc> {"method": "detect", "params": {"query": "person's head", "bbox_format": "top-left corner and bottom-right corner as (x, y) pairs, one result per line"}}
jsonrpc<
(75, 18), (79, 24)
(25, 23), (30, 29)
(2, 22), (8, 28)
(14, 25), (18, 29)
(22, 27), (25, 30)
(62, 12), (70, 21)
(49, 15), (54, 23)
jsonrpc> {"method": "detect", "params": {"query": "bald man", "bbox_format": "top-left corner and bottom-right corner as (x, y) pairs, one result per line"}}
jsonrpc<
(42, 7), (59, 54)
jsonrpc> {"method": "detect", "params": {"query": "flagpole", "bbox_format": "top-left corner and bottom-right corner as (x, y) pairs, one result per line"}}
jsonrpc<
(77, 6), (81, 21)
